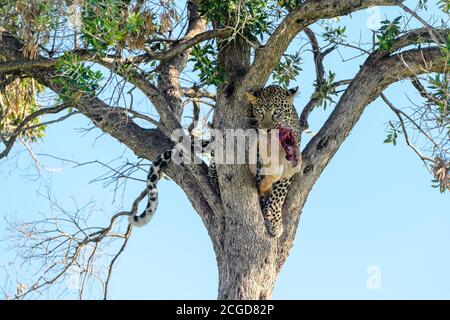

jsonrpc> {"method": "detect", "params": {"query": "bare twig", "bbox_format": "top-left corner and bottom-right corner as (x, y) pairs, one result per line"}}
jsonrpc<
(380, 93), (435, 163)
(299, 80), (351, 132)
(398, 3), (445, 47)
(0, 103), (70, 160)
(6, 189), (146, 300)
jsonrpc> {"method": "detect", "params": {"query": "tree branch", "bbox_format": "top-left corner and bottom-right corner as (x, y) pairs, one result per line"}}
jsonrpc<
(299, 80), (351, 133)
(390, 28), (449, 52)
(0, 31), (203, 135)
(144, 28), (230, 62)
(398, 3), (445, 46)
(183, 87), (216, 100)
(301, 46), (445, 194)
(304, 28), (326, 86)
(380, 93), (435, 163)
(280, 41), (447, 268)
(0, 29), (223, 234)
(410, 77), (443, 106)
(0, 103), (70, 160)
(156, 1), (208, 124)
(242, 0), (404, 90)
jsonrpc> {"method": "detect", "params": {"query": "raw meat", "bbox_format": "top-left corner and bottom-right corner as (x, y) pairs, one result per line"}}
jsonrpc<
(278, 126), (299, 167)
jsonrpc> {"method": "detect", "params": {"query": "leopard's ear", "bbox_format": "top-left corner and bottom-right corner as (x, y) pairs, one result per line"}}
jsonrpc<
(287, 86), (298, 97)
(245, 89), (259, 105)
(285, 86), (298, 103)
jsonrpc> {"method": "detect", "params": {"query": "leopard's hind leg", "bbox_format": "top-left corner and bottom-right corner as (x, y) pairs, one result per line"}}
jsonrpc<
(262, 177), (292, 238)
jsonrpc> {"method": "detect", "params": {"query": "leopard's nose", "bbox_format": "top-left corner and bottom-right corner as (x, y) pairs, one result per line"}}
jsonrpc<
(259, 114), (273, 129)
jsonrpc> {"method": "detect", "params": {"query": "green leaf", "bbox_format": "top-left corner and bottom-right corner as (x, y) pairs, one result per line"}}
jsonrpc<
(53, 53), (104, 101)
(198, 0), (271, 38)
(376, 17), (402, 51)
(322, 25), (347, 44)
(189, 43), (227, 86)
(272, 52), (303, 88)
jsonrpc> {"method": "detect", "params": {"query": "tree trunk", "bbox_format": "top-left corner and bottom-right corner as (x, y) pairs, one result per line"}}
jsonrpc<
(211, 35), (284, 299)
(215, 213), (279, 300)
(213, 203), (308, 299)
(217, 249), (278, 300)
(210, 187), (307, 299)
(208, 162), (309, 299)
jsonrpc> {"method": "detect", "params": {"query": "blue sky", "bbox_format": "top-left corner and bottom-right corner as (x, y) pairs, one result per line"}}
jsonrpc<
(0, 0), (449, 299)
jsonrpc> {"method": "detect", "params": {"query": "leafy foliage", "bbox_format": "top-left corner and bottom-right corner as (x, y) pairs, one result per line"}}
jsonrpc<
(376, 16), (402, 51)
(198, 0), (271, 40)
(0, 0), (66, 58)
(0, 0), (157, 58)
(0, 0), (448, 199)
(322, 25), (347, 44)
(312, 71), (337, 109)
(438, 0), (450, 13)
(427, 73), (450, 124)
(272, 53), (302, 89)
(431, 157), (450, 192)
(81, 0), (124, 52)
(423, 34), (450, 126)
(418, 0), (429, 10)
(0, 78), (45, 142)
(53, 54), (103, 101)
(81, 0), (155, 54)
(190, 43), (227, 86)
(383, 121), (402, 146)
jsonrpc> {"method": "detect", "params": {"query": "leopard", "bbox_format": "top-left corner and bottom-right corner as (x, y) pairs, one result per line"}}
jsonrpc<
(129, 85), (301, 239)
(245, 85), (302, 238)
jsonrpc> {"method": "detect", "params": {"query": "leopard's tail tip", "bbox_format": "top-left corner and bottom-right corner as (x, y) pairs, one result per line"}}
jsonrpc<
(128, 213), (153, 227)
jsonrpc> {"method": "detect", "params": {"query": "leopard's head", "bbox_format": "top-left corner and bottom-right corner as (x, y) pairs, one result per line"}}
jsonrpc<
(245, 85), (298, 130)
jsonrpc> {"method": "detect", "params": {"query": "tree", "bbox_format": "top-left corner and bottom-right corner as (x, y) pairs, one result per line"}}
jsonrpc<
(0, 0), (449, 299)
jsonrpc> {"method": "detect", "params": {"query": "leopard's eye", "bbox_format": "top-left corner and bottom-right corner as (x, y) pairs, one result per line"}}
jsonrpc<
(273, 108), (282, 115)
(254, 109), (264, 117)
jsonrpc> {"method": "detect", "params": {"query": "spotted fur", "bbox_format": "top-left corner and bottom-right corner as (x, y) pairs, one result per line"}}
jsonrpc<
(128, 149), (173, 226)
(130, 85), (300, 235)
(207, 149), (219, 191)
(129, 140), (216, 226)
(246, 85), (301, 238)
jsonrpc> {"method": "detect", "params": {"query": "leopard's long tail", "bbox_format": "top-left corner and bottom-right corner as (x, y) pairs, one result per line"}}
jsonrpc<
(128, 149), (173, 226)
